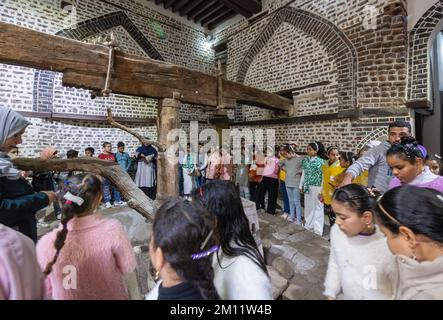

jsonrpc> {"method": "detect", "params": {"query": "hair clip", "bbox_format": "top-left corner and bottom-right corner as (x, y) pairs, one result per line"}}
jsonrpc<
(437, 195), (443, 203)
(63, 192), (84, 206)
(191, 245), (219, 260)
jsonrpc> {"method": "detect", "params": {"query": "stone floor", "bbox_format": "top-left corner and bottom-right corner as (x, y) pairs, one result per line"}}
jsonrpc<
(37, 201), (331, 300)
(258, 210), (330, 300)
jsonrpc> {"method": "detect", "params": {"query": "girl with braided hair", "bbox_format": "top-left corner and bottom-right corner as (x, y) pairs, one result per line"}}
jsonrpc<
(386, 136), (443, 192)
(145, 198), (219, 300)
(36, 174), (136, 300)
(324, 184), (394, 300)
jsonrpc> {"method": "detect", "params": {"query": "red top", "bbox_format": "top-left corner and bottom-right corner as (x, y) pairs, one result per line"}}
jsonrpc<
(98, 153), (116, 161)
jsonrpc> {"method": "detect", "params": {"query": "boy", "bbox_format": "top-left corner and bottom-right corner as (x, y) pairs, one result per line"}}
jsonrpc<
(98, 142), (124, 207)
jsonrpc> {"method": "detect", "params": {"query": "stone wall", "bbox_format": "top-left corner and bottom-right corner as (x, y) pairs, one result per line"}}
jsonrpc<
(0, 0), (216, 156)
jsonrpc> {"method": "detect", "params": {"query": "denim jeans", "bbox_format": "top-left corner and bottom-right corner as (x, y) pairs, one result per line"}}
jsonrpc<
(102, 178), (121, 203)
(279, 180), (289, 214)
(286, 186), (302, 223)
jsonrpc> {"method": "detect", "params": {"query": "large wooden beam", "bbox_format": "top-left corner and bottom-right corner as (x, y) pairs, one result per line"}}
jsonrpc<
(12, 157), (155, 220)
(218, 0), (261, 17)
(156, 93), (181, 200)
(0, 22), (291, 112)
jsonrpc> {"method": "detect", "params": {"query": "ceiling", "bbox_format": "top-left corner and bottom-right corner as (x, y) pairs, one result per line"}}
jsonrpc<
(150, 0), (261, 30)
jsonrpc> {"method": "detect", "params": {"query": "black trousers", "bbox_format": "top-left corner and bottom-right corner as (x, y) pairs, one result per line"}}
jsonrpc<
(140, 186), (156, 200)
(249, 181), (260, 209)
(257, 177), (279, 215)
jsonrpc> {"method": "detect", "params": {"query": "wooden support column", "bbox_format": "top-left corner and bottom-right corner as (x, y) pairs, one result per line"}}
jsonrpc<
(156, 92), (181, 200)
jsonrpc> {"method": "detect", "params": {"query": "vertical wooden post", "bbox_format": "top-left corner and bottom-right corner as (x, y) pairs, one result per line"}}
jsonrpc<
(156, 92), (181, 200)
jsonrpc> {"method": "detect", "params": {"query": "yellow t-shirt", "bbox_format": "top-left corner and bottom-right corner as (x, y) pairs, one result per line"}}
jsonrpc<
(279, 155), (286, 181)
(322, 160), (345, 205)
(353, 170), (369, 187)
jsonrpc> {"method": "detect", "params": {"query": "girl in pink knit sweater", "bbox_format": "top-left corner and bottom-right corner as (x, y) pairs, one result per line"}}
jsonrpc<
(36, 174), (136, 300)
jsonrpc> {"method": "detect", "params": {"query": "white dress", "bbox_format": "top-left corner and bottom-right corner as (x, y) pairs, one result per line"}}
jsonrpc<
(135, 155), (155, 188)
(324, 224), (395, 300)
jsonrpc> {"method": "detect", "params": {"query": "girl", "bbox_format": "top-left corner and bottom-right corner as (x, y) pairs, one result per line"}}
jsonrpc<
(235, 146), (250, 199)
(257, 146), (280, 215)
(135, 139), (157, 199)
(324, 184), (394, 300)
(335, 151), (359, 186)
(425, 154), (441, 176)
(300, 141), (327, 235)
(205, 146), (221, 181)
(192, 181), (272, 300)
(0, 106), (57, 242)
(32, 146), (62, 223)
(248, 145), (264, 208)
(387, 137), (443, 192)
(0, 223), (45, 299)
(36, 174), (137, 300)
(279, 144), (303, 224)
(374, 186), (443, 299)
(146, 198), (219, 300)
(181, 143), (196, 199)
(278, 144), (290, 219)
(321, 146), (344, 227)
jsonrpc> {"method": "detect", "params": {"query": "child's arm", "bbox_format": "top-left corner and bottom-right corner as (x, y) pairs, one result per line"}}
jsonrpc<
(299, 170), (305, 193)
(323, 234), (341, 299)
(111, 222), (137, 275)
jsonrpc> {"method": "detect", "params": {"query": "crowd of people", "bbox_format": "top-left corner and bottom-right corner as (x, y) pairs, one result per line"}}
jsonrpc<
(1, 105), (443, 300)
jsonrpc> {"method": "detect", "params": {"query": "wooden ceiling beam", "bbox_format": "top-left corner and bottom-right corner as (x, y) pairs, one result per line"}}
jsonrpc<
(201, 7), (231, 26)
(171, 0), (189, 12)
(163, 0), (178, 10)
(187, 0), (217, 20)
(179, 0), (205, 16)
(194, 3), (225, 23)
(207, 10), (237, 29)
(217, 0), (259, 17)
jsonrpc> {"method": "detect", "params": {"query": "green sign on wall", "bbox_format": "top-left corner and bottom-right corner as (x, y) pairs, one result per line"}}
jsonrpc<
(152, 21), (166, 40)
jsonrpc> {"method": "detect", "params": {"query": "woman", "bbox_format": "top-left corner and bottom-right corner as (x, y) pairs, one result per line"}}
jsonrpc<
(0, 106), (57, 242)
(134, 140), (157, 200)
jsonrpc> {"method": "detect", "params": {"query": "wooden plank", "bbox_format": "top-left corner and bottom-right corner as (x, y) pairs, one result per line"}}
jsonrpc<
(194, 3), (225, 23)
(0, 22), (291, 111)
(207, 10), (238, 29)
(179, 0), (205, 16)
(200, 7), (231, 26)
(217, 0), (258, 17)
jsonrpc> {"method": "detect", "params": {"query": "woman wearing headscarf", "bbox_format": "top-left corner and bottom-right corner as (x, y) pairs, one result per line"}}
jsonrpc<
(0, 106), (57, 242)
(134, 139), (158, 200)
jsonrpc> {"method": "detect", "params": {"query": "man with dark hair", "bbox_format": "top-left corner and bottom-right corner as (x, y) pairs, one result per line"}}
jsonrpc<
(338, 120), (411, 193)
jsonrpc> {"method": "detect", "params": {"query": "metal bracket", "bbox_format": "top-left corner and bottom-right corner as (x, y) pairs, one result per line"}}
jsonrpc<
(91, 33), (119, 99)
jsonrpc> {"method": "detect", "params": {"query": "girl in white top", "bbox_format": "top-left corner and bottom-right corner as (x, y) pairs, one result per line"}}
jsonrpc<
(324, 184), (394, 300)
(192, 180), (273, 300)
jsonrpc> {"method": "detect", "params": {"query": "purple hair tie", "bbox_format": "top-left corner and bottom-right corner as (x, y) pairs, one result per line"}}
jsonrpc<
(418, 145), (427, 158)
(191, 245), (219, 260)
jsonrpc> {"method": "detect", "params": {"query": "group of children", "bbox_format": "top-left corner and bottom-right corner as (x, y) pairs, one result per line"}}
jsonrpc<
(2, 106), (443, 300)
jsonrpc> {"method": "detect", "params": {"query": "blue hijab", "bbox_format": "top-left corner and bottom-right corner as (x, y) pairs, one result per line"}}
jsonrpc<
(136, 144), (157, 159)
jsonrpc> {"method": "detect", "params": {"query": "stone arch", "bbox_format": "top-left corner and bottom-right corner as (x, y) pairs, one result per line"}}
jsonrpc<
(356, 127), (388, 150)
(32, 11), (163, 112)
(407, 0), (443, 103)
(236, 7), (358, 112)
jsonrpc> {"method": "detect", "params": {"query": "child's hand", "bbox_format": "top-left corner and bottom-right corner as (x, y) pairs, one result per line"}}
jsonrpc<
(318, 194), (324, 203)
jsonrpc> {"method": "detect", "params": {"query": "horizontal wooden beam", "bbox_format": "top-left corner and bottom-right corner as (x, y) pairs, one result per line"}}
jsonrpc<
(0, 22), (291, 112)
(17, 111), (156, 124)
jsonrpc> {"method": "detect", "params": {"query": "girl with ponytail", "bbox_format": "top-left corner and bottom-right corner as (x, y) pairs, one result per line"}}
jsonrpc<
(300, 141), (327, 235)
(36, 174), (136, 300)
(146, 198), (220, 300)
